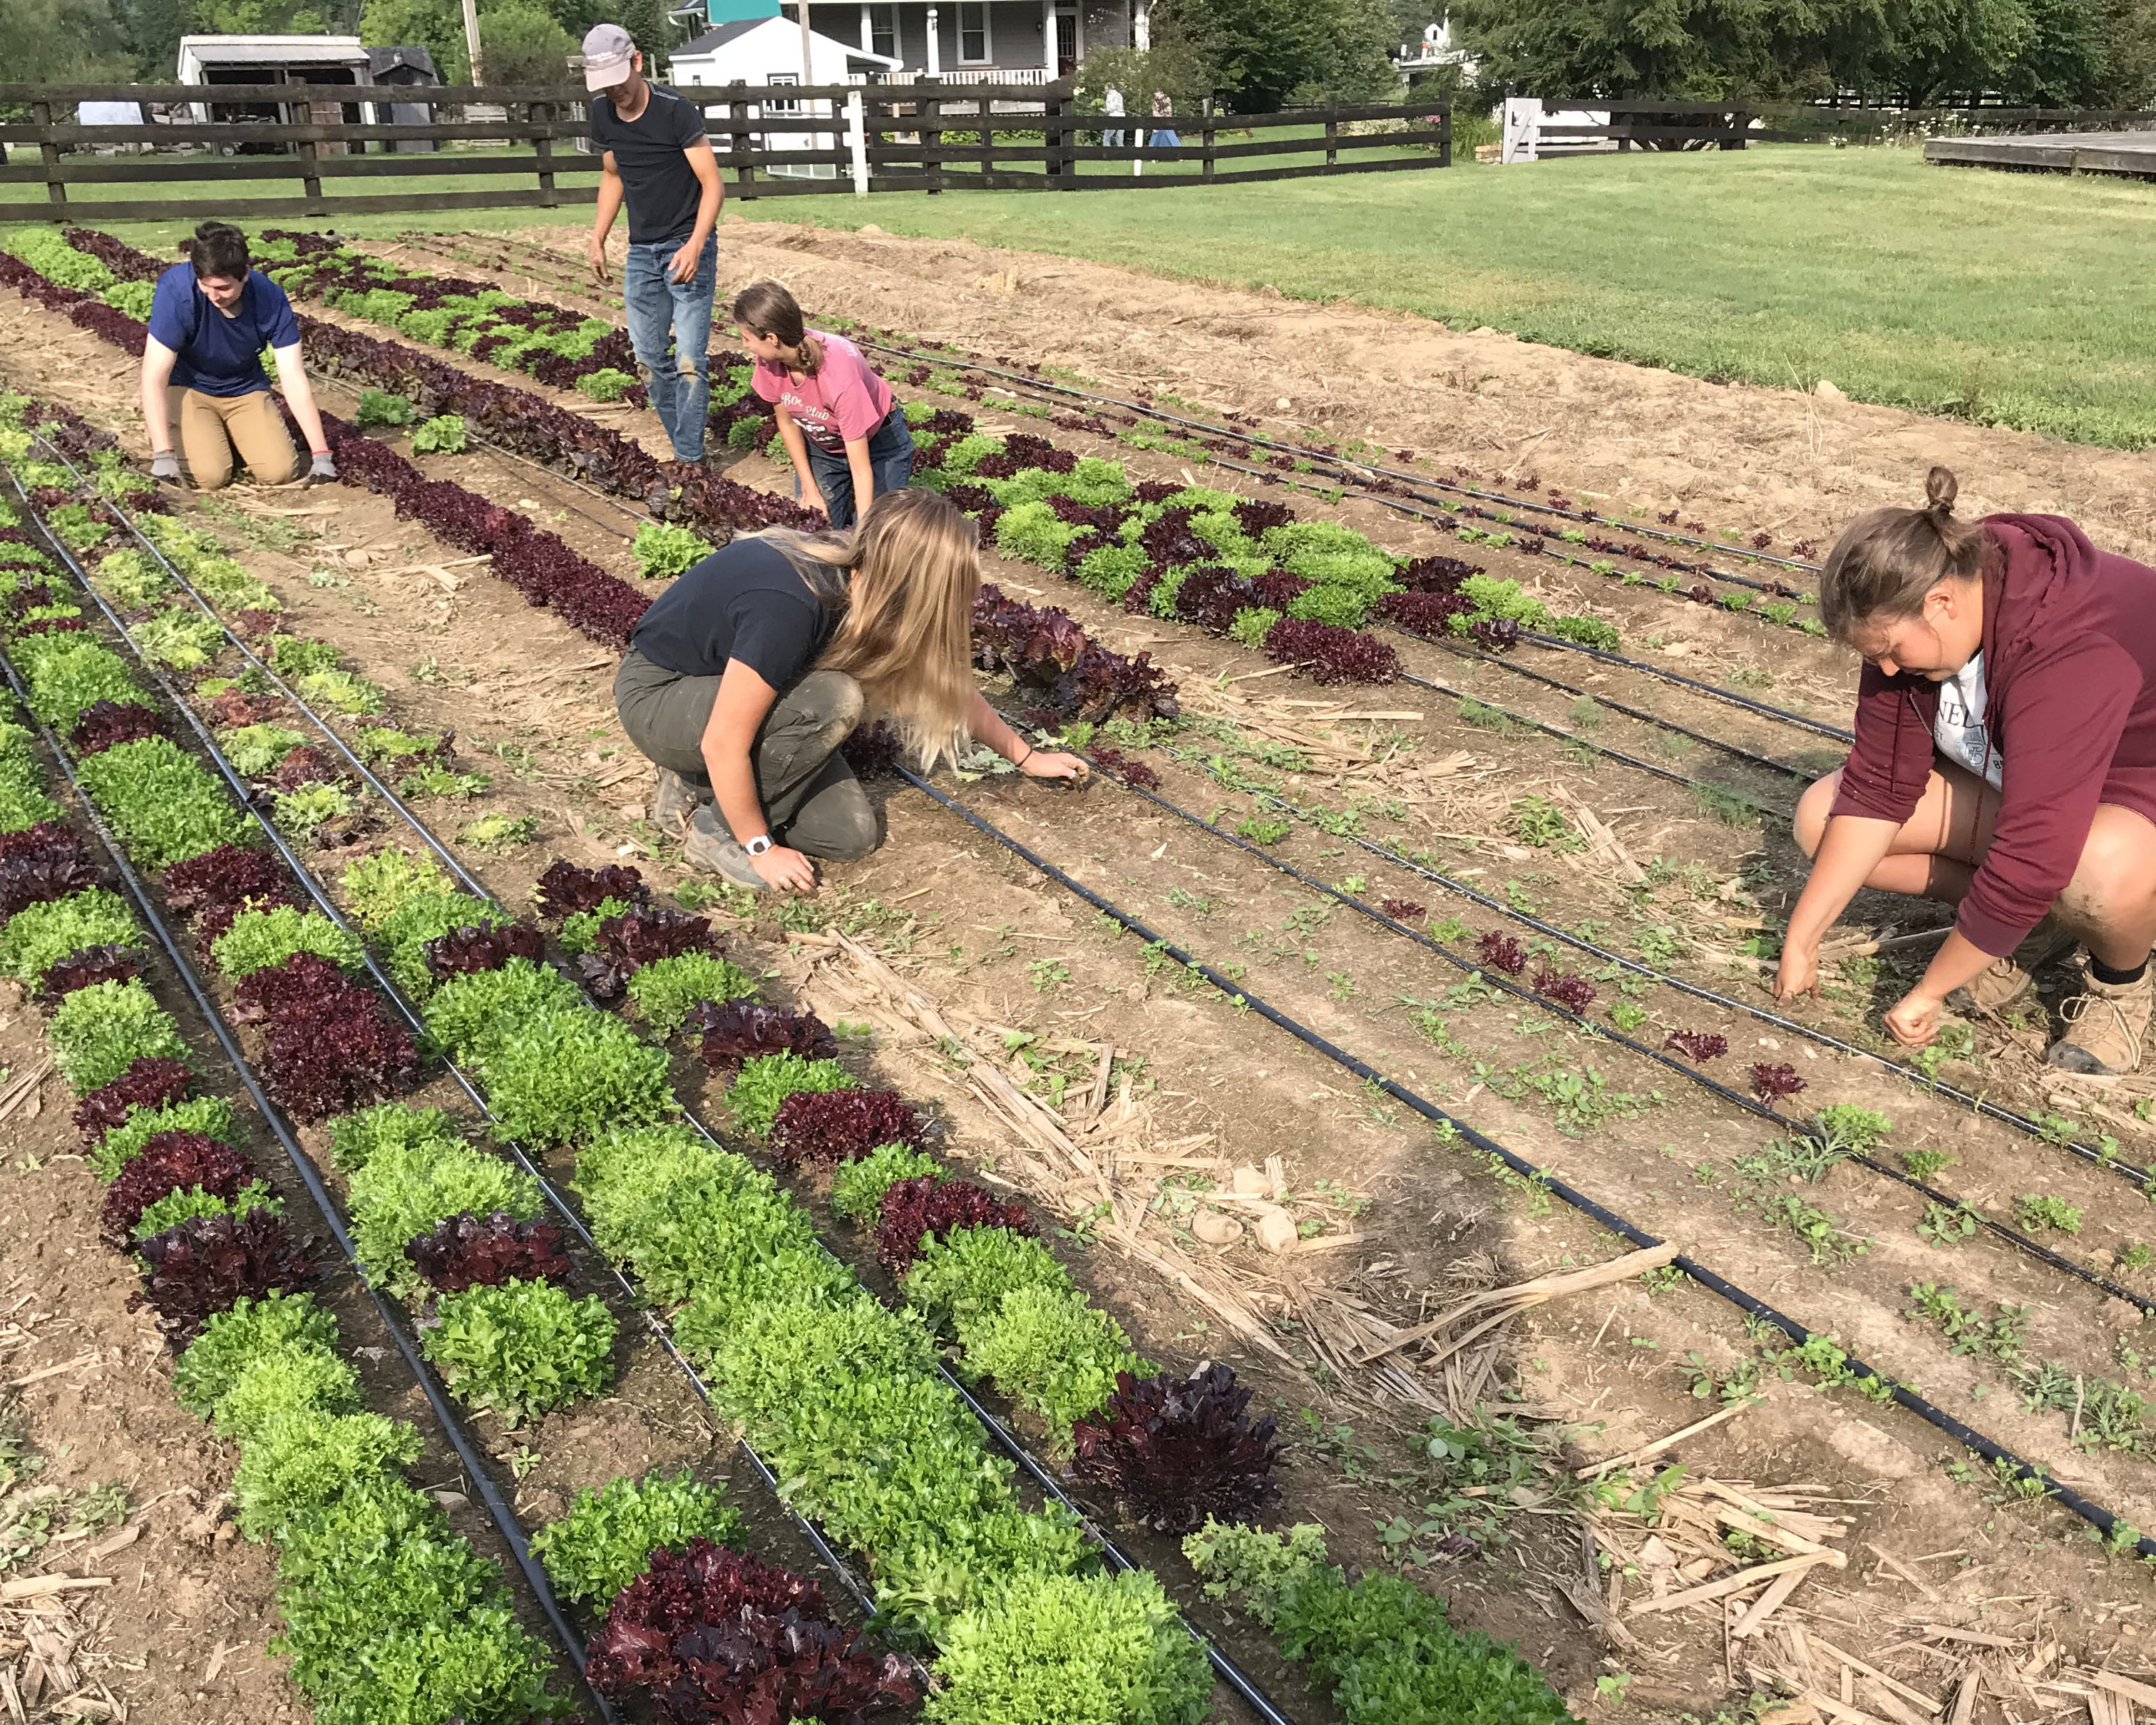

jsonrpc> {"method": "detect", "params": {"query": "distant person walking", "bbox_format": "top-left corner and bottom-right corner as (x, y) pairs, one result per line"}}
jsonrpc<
(1102, 86), (1125, 149)
(732, 280), (914, 529)
(138, 220), (333, 491)
(1149, 90), (1179, 148)
(581, 23), (724, 464)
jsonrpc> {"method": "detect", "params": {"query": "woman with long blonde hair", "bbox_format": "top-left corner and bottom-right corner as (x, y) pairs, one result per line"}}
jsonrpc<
(615, 488), (1087, 891)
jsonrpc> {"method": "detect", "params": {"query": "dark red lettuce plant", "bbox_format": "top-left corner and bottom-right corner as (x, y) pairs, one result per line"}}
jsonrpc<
(1069, 1363), (1283, 1532)
(68, 700), (168, 756)
(873, 1177), (1033, 1274)
(1476, 932), (1527, 975)
(1261, 618), (1401, 685)
(101, 1131), (255, 1249)
(0, 832), (98, 919)
(1752, 1063), (1807, 1106)
(1663, 1030), (1728, 1063)
(132, 1209), (312, 1344)
(73, 1055), (194, 1145)
(768, 1090), (925, 1170)
(687, 1000), (836, 1070)
(586, 1539), (915, 1724)
(404, 1210), (573, 1293)
(535, 859), (650, 919)
(37, 943), (143, 1003)
(1533, 971), (1596, 1012)
(574, 905), (720, 1000)
(421, 921), (545, 981)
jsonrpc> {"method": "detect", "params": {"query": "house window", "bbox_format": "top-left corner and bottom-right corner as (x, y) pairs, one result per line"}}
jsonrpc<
(868, 3), (898, 60)
(766, 71), (799, 115)
(958, 1), (990, 63)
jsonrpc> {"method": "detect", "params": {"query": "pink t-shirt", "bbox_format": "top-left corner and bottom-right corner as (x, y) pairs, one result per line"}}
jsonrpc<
(750, 330), (893, 454)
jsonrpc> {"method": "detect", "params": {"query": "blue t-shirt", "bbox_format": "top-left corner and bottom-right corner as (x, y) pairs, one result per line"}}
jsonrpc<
(146, 265), (301, 397)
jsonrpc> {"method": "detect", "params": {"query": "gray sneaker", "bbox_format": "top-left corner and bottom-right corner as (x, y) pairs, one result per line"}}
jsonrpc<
(652, 767), (710, 835)
(682, 807), (769, 891)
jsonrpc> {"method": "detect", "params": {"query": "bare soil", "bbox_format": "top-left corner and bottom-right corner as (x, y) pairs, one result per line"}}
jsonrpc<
(9, 230), (2156, 1725)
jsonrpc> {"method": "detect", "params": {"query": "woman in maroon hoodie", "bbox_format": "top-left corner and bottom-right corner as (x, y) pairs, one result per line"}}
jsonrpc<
(1776, 467), (2156, 1075)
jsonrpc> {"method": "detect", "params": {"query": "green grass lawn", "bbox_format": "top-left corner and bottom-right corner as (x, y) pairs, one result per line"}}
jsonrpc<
(64, 143), (2156, 450)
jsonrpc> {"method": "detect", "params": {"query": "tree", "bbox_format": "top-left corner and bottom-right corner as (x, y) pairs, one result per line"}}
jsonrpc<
(0, 0), (133, 85)
(361, 0), (465, 78)
(1173, 0), (1401, 109)
(477, 0), (575, 83)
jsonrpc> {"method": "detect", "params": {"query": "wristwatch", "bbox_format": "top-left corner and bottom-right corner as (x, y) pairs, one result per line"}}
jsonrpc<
(743, 834), (774, 856)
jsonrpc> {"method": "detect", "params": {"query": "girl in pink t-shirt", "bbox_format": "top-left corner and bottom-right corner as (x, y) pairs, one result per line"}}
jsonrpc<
(733, 279), (915, 528)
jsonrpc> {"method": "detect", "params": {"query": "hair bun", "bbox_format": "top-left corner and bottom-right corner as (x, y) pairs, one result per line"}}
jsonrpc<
(1924, 465), (1959, 517)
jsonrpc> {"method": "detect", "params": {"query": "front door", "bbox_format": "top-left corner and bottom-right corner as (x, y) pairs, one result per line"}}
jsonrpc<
(1054, 6), (1079, 73)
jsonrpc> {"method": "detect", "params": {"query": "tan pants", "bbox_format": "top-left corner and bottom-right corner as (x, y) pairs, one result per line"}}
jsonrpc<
(165, 386), (302, 491)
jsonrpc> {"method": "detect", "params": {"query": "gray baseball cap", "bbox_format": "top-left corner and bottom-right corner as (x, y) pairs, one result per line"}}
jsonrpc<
(579, 23), (636, 91)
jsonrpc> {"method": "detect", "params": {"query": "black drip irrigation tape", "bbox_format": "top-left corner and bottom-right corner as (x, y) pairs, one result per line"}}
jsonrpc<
(302, 364), (642, 541)
(1417, 635), (1822, 784)
(897, 764), (2156, 1560)
(1515, 630), (1855, 747)
(381, 232), (1854, 763)
(14, 460), (902, 1637)
(1160, 743), (2156, 1194)
(1044, 735), (2156, 1316)
(0, 516), (617, 1720)
(21, 465), (1300, 1725)
(1389, 665), (1793, 817)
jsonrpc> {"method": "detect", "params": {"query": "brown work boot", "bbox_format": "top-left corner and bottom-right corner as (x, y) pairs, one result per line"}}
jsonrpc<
(681, 807), (769, 892)
(652, 767), (709, 836)
(2048, 958), (2155, 1075)
(1946, 914), (2075, 1014)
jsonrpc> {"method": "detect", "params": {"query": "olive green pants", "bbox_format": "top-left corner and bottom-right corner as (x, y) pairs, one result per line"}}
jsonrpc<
(612, 651), (882, 860)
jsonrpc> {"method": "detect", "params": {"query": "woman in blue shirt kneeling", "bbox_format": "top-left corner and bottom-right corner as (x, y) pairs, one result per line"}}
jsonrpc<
(138, 221), (335, 491)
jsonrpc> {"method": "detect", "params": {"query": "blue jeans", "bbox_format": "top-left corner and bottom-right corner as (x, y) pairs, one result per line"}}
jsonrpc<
(801, 406), (915, 528)
(624, 232), (716, 462)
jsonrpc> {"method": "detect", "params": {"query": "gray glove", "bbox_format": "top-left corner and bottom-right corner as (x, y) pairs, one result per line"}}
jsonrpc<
(149, 450), (179, 483)
(309, 450), (339, 483)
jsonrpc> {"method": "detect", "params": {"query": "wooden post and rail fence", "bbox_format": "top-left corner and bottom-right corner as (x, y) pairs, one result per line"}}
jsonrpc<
(0, 81), (1452, 225)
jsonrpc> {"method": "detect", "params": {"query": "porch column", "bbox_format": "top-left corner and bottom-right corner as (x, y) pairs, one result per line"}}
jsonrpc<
(926, 4), (940, 74)
(1042, 0), (1056, 73)
(1134, 0), (1149, 48)
(860, 1), (872, 49)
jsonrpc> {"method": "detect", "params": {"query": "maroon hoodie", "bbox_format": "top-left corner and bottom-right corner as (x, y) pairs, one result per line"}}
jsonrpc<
(1829, 513), (2156, 957)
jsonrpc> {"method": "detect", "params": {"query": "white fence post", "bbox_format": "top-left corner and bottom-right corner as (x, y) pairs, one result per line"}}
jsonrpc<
(847, 88), (868, 194)
(1501, 97), (1541, 163)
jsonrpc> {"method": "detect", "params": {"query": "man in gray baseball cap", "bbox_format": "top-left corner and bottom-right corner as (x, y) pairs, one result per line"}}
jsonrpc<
(580, 22), (724, 463)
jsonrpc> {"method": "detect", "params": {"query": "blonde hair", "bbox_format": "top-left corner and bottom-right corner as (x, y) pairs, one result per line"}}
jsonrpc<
(1821, 466), (1993, 646)
(752, 488), (980, 767)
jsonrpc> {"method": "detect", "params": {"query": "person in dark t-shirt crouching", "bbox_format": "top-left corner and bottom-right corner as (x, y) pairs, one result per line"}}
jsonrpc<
(615, 490), (1089, 893)
(580, 22), (724, 461)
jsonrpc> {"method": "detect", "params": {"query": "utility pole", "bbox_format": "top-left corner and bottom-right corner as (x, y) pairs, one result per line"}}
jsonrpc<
(461, 0), (486, 85)
(799, 0), (814, 86)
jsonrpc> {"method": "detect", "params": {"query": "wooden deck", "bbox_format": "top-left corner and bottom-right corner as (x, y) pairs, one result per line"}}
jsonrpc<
(1924, 130), (2156, 177)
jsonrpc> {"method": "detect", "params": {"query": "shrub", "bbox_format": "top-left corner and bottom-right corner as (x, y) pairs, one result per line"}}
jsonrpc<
(928, 1568), (1209, 1725)
(49, 978), (188, 1094)
(531, 1470), (744, 1608)
(1069, 1365), (1283, 1532)
(419, 1279), (616, 1427)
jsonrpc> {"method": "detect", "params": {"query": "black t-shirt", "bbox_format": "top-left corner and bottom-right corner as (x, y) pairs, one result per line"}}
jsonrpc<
(631, 538), (838, 688)
(590, 82), (709, 245)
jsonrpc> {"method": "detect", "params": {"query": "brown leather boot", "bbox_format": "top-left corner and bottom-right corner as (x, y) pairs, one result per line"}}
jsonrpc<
(2048, 958), (2155, 1075)
(1946, 915), (2074, 1014)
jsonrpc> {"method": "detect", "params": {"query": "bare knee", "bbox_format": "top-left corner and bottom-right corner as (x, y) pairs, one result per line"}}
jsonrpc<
(2064, 810), (2156, 921)
(1792, 770), (1842, 860)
